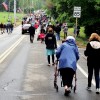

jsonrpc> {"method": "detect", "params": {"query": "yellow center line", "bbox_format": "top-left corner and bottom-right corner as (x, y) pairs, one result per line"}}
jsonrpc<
(0, 35), (25, 63)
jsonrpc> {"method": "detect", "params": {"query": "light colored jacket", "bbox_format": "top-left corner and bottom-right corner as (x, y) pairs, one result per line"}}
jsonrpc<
(56, 39), (79, 71)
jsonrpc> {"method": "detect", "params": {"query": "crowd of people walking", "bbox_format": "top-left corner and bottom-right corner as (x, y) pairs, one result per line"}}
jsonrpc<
(0, 22), (14, 34)
(25, 14), (100, 96)
(38, 21), (99, 95)
(0, 11), (99, 96)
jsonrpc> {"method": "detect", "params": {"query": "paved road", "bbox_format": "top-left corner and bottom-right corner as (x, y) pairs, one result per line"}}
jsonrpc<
(0, 26), (99, 100)
(19, 37), (99, 100)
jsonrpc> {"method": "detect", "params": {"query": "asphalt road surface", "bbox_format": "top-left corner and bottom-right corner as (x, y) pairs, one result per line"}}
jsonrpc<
(0, 26), (99, 100)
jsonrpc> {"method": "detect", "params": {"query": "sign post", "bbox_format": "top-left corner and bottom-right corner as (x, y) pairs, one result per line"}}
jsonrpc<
(73, 6), (81, 38)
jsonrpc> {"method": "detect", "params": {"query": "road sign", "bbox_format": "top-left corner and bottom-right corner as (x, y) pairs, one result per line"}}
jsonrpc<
(73, 11), (81, 18)
(73, 6), (81, 18)
(74, 7), (81, 11)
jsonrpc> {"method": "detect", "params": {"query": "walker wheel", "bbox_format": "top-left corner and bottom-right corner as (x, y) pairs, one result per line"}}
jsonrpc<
(61, 81), (63, 87)
(56, 85), (58, 92)
(74, 86), (76, 93)
(54, 82), (58, 92)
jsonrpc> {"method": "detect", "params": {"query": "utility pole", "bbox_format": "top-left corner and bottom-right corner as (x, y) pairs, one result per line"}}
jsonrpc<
(30, 0), (31, 14)
(23, 0), (24, 13)
(9, 1), (10, 12)
(22, 0), (24, 18)
(14, 0), (16, 26)
(8, 1), (10, 22)
(32, 0), (33, 7)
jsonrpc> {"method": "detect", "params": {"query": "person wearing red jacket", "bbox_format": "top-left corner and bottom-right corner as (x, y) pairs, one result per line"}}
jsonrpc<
(34, 22), (39, 32)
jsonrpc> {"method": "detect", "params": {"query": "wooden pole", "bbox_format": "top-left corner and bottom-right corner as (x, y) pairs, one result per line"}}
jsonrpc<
(75, 17), (78, 39)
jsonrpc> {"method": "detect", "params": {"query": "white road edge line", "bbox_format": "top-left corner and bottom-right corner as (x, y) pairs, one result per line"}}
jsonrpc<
(77, 64), (95, 86)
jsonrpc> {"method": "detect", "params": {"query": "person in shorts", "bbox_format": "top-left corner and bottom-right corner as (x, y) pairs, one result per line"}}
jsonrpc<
(45, 27), (57, 66)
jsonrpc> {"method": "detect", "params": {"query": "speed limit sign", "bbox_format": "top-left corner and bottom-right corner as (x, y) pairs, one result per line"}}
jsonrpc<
(73, 7), (81, 18)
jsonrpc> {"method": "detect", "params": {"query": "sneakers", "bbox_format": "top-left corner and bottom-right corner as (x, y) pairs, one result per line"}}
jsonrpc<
(47, 64), (50, 66)
(96, 88), (100, 94)
(87, 87), (91, 91)
(87, 87), (100, 94)
(52, 63), (55, 66)
(47, 63), (55, 66)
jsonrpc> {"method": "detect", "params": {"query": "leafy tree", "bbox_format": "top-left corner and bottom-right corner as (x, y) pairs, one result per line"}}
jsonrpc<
(45, 0), (100, 35)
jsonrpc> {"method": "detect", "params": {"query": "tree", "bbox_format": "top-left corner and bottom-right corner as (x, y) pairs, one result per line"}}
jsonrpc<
(45, 0), (100, 35)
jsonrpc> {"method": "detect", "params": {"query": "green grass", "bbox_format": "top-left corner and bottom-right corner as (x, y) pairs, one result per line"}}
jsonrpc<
(60, 27), (88, 48)
(0, 12), (25, 25)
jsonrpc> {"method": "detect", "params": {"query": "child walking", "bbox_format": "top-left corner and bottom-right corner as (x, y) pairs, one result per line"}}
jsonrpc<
(45, 27), (57, 66)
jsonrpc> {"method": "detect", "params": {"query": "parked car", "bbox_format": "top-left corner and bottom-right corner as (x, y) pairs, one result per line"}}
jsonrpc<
(22, 23), (31, 34)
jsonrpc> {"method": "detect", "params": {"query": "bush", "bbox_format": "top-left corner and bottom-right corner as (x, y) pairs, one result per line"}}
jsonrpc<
(84, 22), (100, 36)
(68, 23), (74, 28)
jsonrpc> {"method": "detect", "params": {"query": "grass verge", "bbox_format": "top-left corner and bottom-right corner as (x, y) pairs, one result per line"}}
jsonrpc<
(60, 27), (88, 48)
(0, 12), (25, 26)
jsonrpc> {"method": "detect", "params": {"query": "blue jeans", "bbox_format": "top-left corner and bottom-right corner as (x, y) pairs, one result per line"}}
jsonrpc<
(56, 33), (60, 40)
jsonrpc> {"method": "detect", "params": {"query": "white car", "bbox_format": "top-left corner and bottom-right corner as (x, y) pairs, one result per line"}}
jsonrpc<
(22, 24), (31, 34)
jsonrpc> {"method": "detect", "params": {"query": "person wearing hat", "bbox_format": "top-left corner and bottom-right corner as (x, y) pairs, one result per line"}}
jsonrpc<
(56, 36), (79, 96)
(45, 27), (57, 66)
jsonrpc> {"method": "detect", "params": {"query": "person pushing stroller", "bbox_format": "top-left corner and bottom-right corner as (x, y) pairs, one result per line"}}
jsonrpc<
(56, 36), (79, 96)
(37, 26), (46, 43)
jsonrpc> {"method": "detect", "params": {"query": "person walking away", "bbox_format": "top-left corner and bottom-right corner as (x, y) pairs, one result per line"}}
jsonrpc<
(3, 23), (6, 33)
(54, 23), (61, 40)
(56, 36), (79, 96)
(73, 25), (77, 38)
(29, 24), (35, 43)
(45, 27), (57, 66)
(84, 33), (100, 94)
(45, 25), (54, 34)
(76, 25), (80, 36)
(6, 23), (11, 34)
(0, 23), (4, 34)
(10, 23), (14, 33)
(63, 25), (68, 39)
(6, 23), (8, 33)
(40, 25), (45, 34)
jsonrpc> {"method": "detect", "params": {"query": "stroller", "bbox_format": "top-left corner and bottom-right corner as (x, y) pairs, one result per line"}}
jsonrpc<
(54, 60), (77, 94)
(37, 33), (45, 43)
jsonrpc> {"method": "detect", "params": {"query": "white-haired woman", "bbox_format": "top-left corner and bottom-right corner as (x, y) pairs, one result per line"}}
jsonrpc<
(56, 36), (79, 96)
